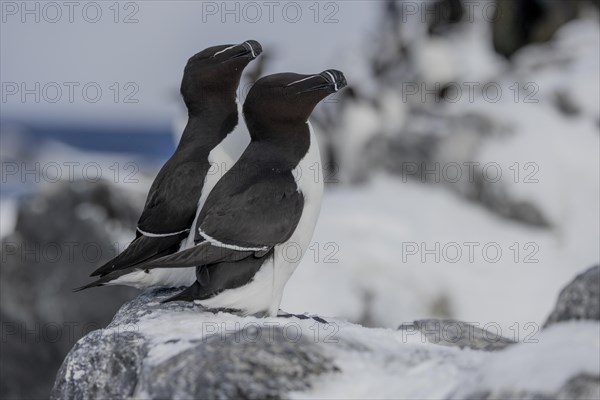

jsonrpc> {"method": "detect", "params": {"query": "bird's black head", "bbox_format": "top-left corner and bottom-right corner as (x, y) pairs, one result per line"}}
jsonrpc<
(243, 70), (347, 131)
(181, 40), (262, 114)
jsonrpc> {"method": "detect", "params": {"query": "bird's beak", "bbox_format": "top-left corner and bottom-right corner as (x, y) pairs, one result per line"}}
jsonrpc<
(223, 40), (263, 62)
(297, 69), (347, 94)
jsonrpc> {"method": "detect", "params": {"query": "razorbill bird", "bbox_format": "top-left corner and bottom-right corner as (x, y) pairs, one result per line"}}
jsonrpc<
(91, 70), (347, 316)
(77, 40), (262, 291)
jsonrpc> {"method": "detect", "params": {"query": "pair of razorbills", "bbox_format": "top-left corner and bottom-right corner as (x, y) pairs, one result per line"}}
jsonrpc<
(77, 40), (347, 317)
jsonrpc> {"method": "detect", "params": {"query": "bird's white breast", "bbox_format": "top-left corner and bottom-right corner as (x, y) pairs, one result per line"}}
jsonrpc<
(180, 100), (246, 251)
(109, 267), (196, 289)
(178, 143), (235, 251)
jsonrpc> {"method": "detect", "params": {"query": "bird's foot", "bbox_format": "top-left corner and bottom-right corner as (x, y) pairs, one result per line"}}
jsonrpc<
(277, 310), (328, 324)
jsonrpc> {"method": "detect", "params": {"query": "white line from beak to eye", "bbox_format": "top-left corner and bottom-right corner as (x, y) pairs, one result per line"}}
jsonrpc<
(286, 75), (320, 87)
(243, 41), (256, 58)
(211, 44), (237, 58)
(323, 71), (338, 92)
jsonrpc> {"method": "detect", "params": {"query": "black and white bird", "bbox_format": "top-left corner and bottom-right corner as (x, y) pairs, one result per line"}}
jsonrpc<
(78, 41), (262, 290)
(86, 70), (347, 316)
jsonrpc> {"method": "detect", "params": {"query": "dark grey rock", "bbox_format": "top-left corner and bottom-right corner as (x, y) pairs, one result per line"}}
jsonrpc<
(492, 0), (582, 59)
(50, 330), (147, 400)
(1, 180), (140, 399)
(544, 265), (600, 328)
(463, 390), (551, 400)
(464, 374), (600, 400)
(556, 374), (600, 400)
(141, 327), (336, 399)
(398, 319), (516, 351)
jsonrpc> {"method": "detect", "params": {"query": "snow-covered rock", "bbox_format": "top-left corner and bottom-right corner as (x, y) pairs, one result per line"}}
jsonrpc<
(51, 266), (599, 399)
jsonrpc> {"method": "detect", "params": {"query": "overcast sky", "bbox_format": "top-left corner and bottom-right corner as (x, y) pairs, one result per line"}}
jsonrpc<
(1, 1), (378, 127)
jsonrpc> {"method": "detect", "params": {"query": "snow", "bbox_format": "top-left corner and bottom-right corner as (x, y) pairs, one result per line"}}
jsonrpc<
(457, 321), (600, 395)
(332, 99), (381, 183)
(306, 320), (599, 399)
(415, 36), (460, 84)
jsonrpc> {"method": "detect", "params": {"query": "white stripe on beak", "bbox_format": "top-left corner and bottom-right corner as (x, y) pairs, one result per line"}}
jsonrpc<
(243, 41), (256, 58)
(323, 71), (338, 92)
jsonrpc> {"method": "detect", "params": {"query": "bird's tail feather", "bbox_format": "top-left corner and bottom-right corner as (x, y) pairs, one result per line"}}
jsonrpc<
(90, 233), (187, 277)
(75, 265), (140, 292)
(73, 280), (106, 292)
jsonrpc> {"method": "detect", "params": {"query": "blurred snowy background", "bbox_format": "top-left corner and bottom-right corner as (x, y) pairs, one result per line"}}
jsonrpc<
(1, 0), (599, 398)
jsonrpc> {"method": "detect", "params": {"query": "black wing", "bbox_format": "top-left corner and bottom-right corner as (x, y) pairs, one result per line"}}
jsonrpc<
(134, 168), (304, 271)
(89, 232), (188, 277)
(137, 158), (210, 234)
(89, 158), (210, 277)
(198, 170), (304, 248)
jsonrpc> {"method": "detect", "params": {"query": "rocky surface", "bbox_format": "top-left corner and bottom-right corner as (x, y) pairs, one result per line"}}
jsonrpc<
(51, 289), (341, 400)
(544, 265), (600, 327)
(466, 374), (600, 400)
(0, 180), (140, 399)
(398, 319), (516, 351)
(52, 265), (600, 400)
